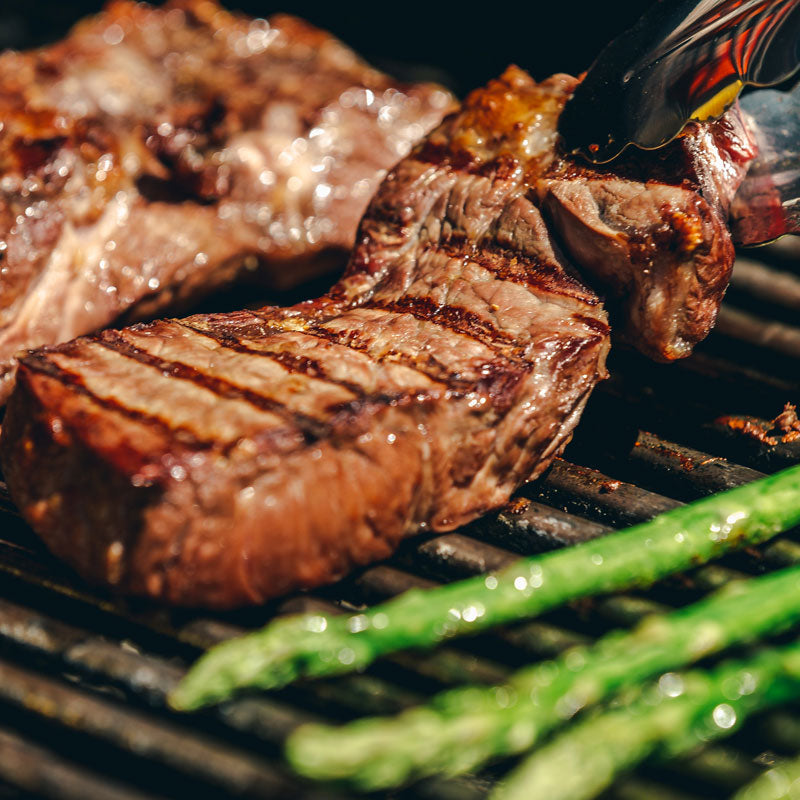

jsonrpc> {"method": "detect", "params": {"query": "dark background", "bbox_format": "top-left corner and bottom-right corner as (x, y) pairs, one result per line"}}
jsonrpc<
(0, 1), (652, 96)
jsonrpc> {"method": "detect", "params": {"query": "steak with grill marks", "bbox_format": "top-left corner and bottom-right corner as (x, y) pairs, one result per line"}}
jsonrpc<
(1, 68), (751, 608)
(0, 0), (453, 402)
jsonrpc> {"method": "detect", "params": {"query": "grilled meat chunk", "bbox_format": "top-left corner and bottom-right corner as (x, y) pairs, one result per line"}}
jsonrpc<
(1, 67), (750, 607)
(536, 78), (755, 361)
(0, 0), (453, 402)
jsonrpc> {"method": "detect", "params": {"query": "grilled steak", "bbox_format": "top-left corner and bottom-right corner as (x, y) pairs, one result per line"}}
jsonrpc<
(1, 67), (751, 608)
(0, 0), (453, 402)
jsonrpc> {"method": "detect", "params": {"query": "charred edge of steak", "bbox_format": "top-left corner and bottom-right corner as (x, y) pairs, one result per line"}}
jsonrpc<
(0, 365), (162, 591)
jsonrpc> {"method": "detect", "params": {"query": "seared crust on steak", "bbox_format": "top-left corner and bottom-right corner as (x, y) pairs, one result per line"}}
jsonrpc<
(0, 0), (453, 401)
(1, 67), (751, 607)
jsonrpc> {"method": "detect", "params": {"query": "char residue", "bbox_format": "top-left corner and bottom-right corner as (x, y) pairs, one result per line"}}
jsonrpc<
(716, 403), (800, 446)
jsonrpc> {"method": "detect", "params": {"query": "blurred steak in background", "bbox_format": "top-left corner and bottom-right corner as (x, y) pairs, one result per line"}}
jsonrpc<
(0, 0), (453, 401)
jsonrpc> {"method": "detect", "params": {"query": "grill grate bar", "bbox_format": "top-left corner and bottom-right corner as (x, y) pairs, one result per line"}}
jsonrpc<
(0, 724), (164, 800)
(531, 458), (681, 527)
(644, 745), (763, 798)
(472, 499), (611, 553)
(717, 305), (800, 360)
(608, 775), (709, 800)
(572, 427), (767, 500)
(0, 655), (315, 800)
(729, 257), (800, 312)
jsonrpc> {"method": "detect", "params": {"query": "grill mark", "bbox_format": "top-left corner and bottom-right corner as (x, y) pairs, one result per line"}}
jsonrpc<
(573, 313), (611, 336)
(111, 327), (475, 451)
(94, 331), (329, 445)
(301, 319), (534, 418)
(19, 353), (213, 451)
(300, 320), (478, 391)
(424, 237), (601, 307)
(357, 198), (419, 231)
(415, 141), (478, 171)
(363, 295), (516, 354)
(473, 362), (528, 415)
(413, 143), (521, 180)
(174, 320), (369, 399)
(96, 330), (446, 448)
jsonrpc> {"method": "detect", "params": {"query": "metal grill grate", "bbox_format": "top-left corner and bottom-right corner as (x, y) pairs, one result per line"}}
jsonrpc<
(1, 242), (800, 800)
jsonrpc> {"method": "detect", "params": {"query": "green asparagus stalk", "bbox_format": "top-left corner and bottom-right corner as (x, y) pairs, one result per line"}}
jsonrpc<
(285, 564), (800, 790)
(490, 639), (800, 800)
(170, 464), (800, 711)
(732, 756), (800, 800)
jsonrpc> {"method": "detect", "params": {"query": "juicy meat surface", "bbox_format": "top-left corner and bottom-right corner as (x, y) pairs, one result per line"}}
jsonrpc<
(1, 67), (749, 607)
(0, 0), (453, 401)
(536, 82), (755, 361)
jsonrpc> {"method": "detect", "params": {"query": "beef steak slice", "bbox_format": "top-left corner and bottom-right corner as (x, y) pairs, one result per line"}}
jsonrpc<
(0, 0), (452, 401)
(1, 67), (749, 607)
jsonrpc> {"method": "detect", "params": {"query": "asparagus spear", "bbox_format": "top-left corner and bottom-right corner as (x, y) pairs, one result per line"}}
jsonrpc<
(170, 463), (800, 711)
(285, 564), (800, 789)
(732, 756), (800, 800)
(490, 640), (800, 800)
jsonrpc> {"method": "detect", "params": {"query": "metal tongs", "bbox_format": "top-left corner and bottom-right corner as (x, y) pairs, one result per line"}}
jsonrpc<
(558, 0), (800, 246)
